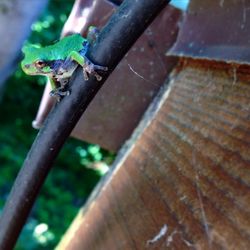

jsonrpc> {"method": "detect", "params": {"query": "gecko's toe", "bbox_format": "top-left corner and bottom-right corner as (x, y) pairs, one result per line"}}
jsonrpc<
(93, 65), (108, 72)
(49, 88), (70, 102)
(102, 66), (108, 71)
(83, 74), (89, 81)
(50, 91), (61, 102)
(49, 90), (56, 97)
(95, 74), (102, 81)
(83, 69), (89, 81)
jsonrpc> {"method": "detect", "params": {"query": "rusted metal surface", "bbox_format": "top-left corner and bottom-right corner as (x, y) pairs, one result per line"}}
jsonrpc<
(56, 59), (250, 249)
(72, 5), (180, 151)
(168, 0), (250, 64)
(33, 1), (181, 151)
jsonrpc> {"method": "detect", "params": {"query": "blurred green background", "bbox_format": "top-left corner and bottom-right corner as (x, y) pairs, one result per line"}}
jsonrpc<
(0, 0), (114, 249)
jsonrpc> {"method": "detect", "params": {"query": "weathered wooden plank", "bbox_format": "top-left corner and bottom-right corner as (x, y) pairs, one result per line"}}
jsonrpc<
(57, 59), (250, 250)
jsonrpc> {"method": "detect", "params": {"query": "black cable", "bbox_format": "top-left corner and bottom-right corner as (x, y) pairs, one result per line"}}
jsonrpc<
(0, 0), (170, 249)
(106, 0), (123, 6)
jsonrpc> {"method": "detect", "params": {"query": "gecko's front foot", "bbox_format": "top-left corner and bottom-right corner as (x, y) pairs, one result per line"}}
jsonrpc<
(50, 87), (70, 102)
(83, 58), (108, 81)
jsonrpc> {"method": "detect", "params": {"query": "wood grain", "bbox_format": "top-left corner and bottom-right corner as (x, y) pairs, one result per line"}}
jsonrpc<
(57, 59), (250, 250)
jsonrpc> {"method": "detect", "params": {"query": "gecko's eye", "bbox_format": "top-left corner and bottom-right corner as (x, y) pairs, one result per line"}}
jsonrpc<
(35, 60), (46, 68)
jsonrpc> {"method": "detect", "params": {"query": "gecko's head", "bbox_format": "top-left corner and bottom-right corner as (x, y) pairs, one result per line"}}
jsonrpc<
(21, 45), (52, 76)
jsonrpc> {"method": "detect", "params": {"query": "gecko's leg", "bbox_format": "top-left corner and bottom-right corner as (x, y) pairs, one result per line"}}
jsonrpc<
(48, 77), (57, 90)
(49, 77), (70, 102)
(50, 87), (70, 102)
(59, 78), (70, 88)
(69, 51), (108, 81)
(83, 60), (108, 81)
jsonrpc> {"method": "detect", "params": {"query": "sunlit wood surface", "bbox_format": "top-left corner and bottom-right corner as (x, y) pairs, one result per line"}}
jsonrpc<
(57, 59), (250, 250)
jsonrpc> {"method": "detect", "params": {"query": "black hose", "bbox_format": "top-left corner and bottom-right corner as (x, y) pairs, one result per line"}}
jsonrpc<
(0, 0), (170, 249)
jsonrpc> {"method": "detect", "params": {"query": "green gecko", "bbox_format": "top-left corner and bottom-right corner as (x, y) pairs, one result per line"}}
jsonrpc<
(21, 27), (108, 101)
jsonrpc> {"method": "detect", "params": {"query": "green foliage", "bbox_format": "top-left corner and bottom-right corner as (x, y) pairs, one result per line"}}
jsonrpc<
(0, 0), (115, 249)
